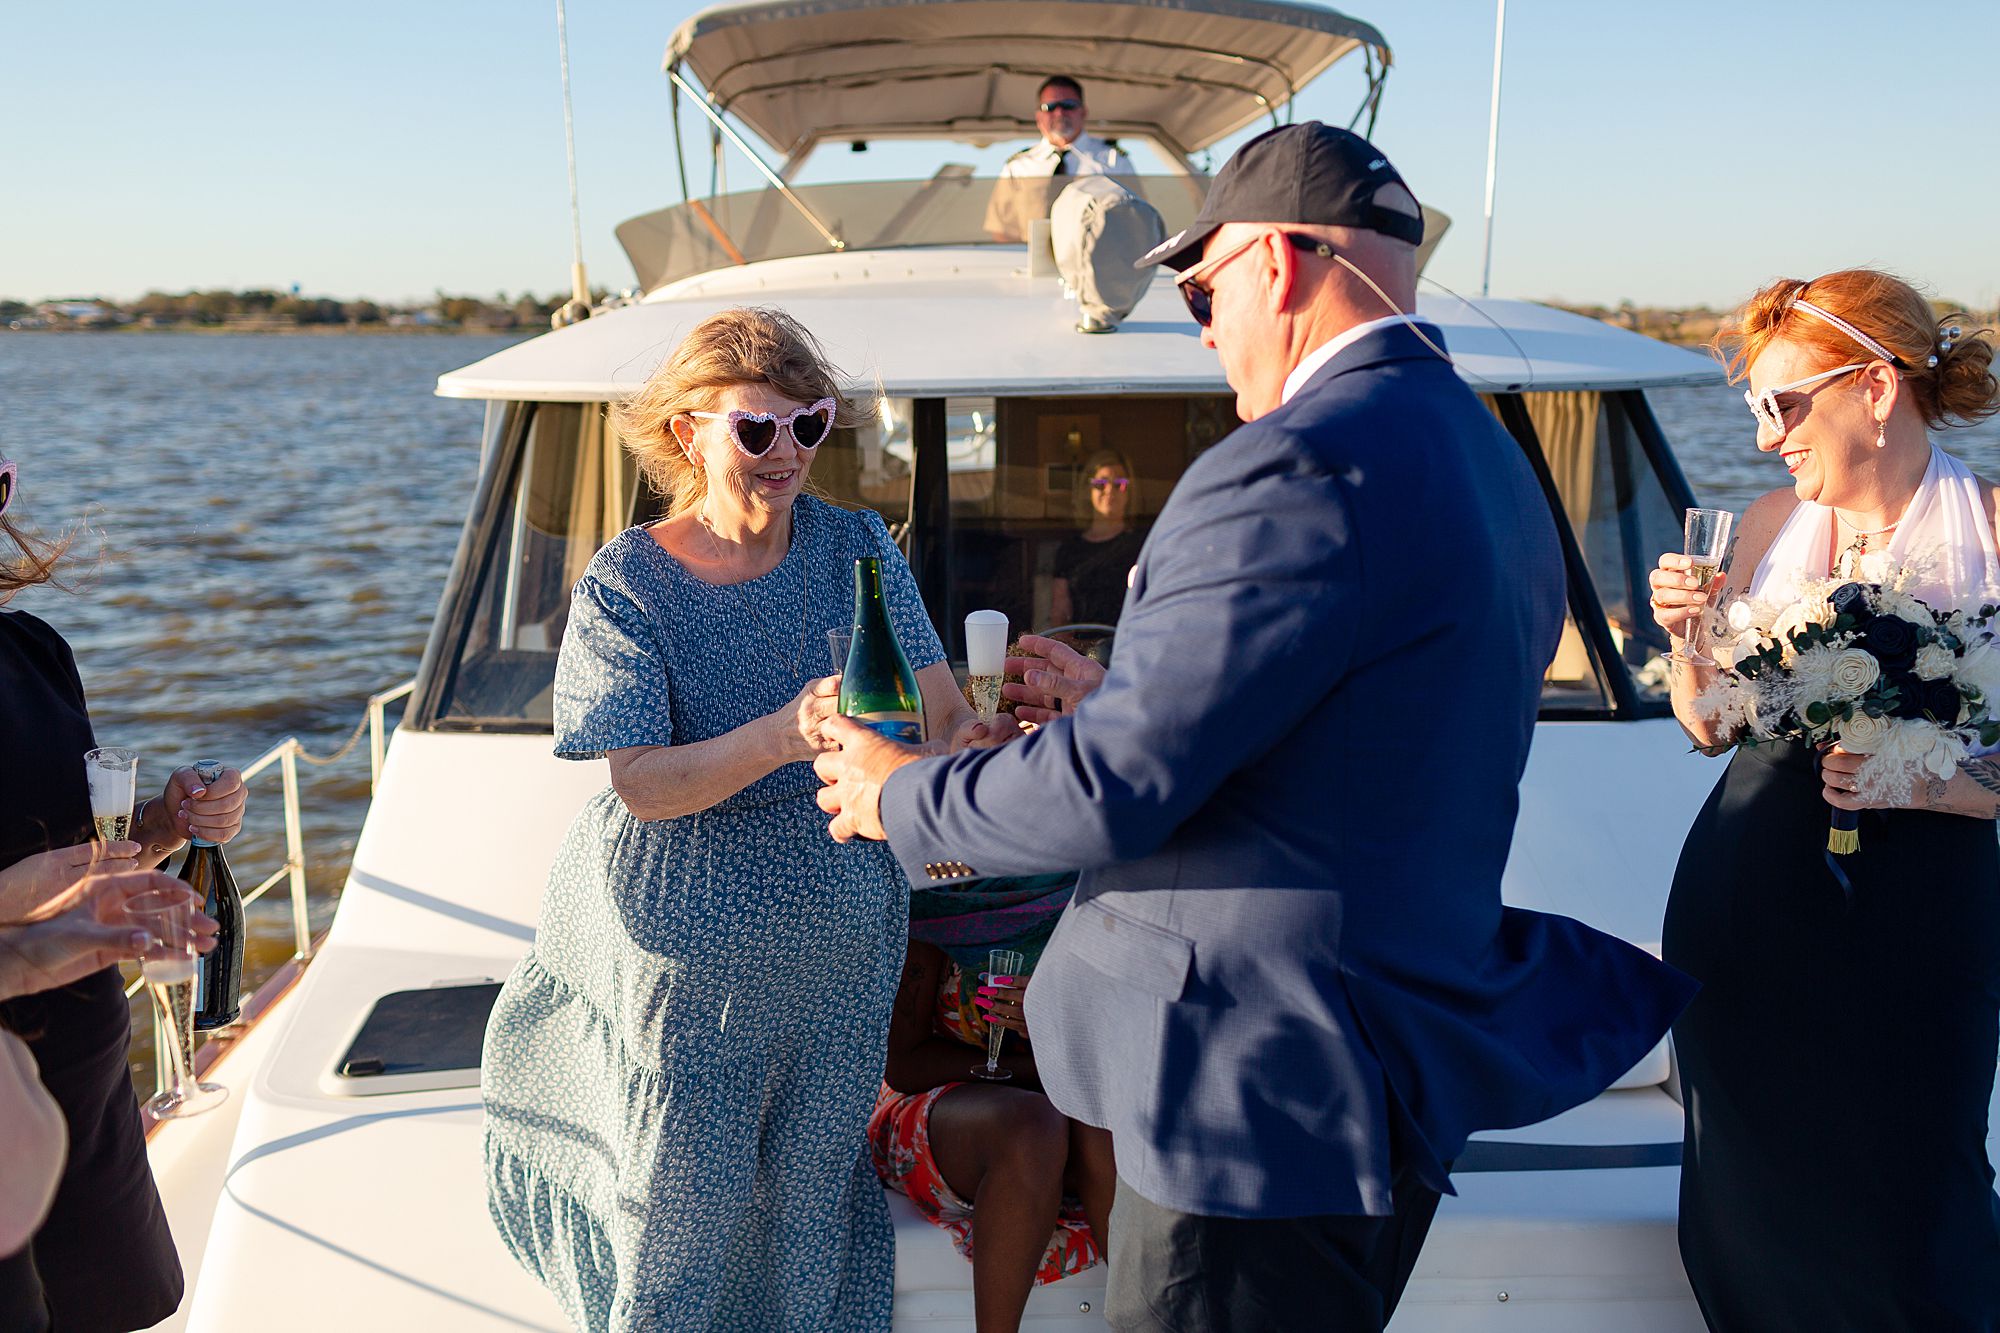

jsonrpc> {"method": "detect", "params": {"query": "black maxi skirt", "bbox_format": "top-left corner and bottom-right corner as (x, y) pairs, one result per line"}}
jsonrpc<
(1664, 741), (2000, 1331)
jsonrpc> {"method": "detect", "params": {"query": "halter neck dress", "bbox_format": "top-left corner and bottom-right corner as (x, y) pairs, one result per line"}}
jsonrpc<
(1663, 446), (2000, 1331)
(481, 497), (944, 1332)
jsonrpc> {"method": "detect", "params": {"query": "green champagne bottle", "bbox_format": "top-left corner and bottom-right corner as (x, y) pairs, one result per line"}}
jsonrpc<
(839, 557), (926, 743)
(181, 759), (244, 1030)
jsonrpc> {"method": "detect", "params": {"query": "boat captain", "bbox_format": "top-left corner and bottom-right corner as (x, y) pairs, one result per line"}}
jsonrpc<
(984, 75), (1134, 241)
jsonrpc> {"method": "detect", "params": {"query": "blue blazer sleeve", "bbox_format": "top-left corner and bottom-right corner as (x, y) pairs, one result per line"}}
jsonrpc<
(881, 428), (1359, 882)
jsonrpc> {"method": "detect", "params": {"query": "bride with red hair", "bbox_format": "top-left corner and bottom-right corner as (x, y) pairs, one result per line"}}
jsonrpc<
(1650, 269), (2000, 1331)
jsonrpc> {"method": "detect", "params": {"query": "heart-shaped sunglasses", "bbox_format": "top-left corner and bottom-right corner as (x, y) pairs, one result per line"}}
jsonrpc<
(687, 397), (836, 458)
(0, 459), (15, 520)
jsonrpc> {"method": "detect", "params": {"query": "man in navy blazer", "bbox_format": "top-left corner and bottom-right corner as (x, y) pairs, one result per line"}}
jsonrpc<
(817, 124), (1693, 1331)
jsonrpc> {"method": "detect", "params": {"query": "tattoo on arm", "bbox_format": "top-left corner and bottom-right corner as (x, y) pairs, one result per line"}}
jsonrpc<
(1959, 757), (2000, 800)
(1927, 774), (1951, 807)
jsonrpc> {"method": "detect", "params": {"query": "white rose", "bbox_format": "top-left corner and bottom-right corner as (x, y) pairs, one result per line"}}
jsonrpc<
(1727, 598), (1758, 633)
(1913, 642), (1957, 681)
(1827, 649), (1881, 699)
(1770, 604), (1815, 656)
(1879, 589), (1935, 629)
(1837, 710), (1891, 754)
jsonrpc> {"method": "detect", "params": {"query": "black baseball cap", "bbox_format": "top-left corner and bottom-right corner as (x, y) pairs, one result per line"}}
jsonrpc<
(1136, 121), (1423, 272)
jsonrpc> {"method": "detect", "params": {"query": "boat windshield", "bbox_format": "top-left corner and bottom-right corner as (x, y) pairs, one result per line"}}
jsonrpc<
(412, 387), (1688, 731)
(617, 174), (1208, 293)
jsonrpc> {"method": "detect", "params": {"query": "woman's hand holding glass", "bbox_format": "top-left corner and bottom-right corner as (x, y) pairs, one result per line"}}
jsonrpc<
(0, 841), (141, 923)
(975, 969), (1032, 1039)
(1002, 634), (1108, 724)
(1649, 553), (1724, 648)
(0, 869), (214, 1003)
(772, 675), (843, 762)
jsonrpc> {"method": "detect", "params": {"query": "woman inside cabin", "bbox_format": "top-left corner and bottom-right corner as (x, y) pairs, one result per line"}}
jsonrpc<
(1648, 270), (2000, 1330)
(0, 449), (246, 1332)
(1050, 448), (1145, 628)
(481, 307), (992, 1331)
(869, 872), (1115, 1331)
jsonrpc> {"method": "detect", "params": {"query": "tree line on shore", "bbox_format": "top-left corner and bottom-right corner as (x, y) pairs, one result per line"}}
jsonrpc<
(1, 288), (609, 332)
(9, 290), (1991, 345)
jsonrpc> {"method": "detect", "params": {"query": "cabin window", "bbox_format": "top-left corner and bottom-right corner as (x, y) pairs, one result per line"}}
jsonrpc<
(908, 393), (1239, 658)
(434, 403), (638, 727)
(1494, 391), (1683, 714)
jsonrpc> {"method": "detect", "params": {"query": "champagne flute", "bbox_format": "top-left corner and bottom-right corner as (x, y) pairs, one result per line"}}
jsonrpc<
(126, 889), (227, 1119)
(1674, 508), (1735, 665)
(827, 628), (853, 676)
(964, 610), (1008, 725)
(84, 747), (138, 844)
(972, 948), (1025, 1081)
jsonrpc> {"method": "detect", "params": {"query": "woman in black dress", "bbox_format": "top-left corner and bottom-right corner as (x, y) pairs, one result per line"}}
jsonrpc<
(0, 451), (247, 1331)
(1650, 271), (2000, 1330)
(1051, 448), (1146, 628)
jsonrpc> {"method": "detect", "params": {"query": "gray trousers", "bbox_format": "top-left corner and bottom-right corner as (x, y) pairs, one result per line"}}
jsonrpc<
(1104, 1166), (1443, 1332)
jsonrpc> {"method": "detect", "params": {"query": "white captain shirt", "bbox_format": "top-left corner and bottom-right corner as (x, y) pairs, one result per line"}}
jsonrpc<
(997, 132), (1135, 180)
(1281, 315), (1438, 404)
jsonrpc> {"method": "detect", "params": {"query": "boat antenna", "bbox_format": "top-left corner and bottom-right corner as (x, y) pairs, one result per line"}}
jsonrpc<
(1478, 0), (1507, 299)
(552, 0), (592, 328)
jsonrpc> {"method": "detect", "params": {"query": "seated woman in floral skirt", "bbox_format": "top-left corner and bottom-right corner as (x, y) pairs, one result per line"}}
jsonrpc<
(869, 873), (1114, 1332)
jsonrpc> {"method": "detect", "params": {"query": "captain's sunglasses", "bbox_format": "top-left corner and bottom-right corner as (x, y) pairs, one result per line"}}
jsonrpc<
(0, 459), (15, 520)
(1743, 363), (1870, 437)
(687, 397), (836, 457)
(1089, 476), (1130, 491)
(1038, 98), (1082, 113)
(1175, 231), (1336, 327)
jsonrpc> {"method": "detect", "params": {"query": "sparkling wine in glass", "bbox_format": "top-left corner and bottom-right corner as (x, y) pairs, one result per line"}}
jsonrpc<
(84, 747), (138, 844)
(827, 628), (853, 676)
(972, 948), (1025, 1082)
(964, 610), (1008, 725)
(1675, 507), (1735, 665)
(127, 889), (227, 1119)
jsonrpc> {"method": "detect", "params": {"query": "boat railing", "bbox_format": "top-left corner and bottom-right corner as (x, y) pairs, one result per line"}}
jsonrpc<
(127, 676), (417, 1096)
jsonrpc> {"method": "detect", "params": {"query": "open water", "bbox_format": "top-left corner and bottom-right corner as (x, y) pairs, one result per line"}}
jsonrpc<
(2, 331), (1998, 1078)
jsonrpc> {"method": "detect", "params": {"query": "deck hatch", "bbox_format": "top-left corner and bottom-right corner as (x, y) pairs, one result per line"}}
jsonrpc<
(328, 981), (504, 1096)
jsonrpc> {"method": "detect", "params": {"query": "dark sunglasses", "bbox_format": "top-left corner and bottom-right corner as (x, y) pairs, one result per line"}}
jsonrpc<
(1175, 232), (1336, 328)
(1038, 98), (1082, 113)
(1089, 476), (1130, 491)
(687, 397), (836, 457)
(0, 460), (14, 520)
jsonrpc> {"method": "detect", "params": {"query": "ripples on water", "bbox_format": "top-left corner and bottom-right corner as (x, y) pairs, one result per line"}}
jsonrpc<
(1, 334), (1997, 1078)
(2, 333), (520, 1053)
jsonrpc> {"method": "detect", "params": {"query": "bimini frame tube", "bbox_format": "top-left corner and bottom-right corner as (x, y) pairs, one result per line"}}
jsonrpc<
(668, 65), (847, 252)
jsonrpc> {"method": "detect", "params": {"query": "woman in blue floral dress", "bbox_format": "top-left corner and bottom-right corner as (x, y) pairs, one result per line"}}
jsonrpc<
(482, 308), (982, 1332)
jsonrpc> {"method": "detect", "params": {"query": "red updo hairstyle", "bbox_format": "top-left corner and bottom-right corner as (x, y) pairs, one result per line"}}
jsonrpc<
(1717, 269), (1999, 430)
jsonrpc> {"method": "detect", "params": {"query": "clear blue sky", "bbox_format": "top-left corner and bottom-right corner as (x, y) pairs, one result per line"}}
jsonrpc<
(6, 1), (1995, 310)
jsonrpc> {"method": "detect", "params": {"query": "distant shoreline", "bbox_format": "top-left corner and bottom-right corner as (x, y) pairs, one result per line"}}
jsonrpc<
(2, 324), (522, 337)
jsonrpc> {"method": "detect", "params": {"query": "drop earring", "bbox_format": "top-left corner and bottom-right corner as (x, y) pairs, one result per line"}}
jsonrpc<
(1875, 421), (1888, 449)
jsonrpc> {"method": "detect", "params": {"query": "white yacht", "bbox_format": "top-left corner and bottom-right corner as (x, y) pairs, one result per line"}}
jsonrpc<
(140, 2), (1836, 1328)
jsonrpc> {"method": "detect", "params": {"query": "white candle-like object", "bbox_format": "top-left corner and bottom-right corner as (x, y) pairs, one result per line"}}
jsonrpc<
(964, 610), (1009, 677)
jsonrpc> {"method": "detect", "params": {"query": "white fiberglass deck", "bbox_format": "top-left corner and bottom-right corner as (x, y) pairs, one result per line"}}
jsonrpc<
(146, 718), (1876, 1331)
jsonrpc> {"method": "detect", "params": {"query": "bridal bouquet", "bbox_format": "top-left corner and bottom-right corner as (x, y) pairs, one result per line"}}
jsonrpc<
(1695, 574), (2000, 853)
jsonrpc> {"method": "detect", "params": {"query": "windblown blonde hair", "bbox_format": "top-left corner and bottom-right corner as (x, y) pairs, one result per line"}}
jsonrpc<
(612, 307), (861, 517)
(0, 506), (76, 602)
